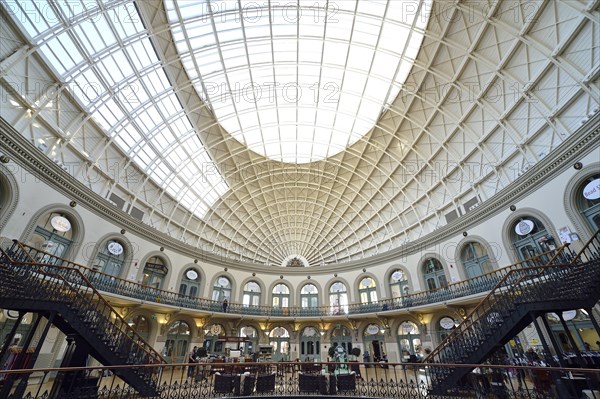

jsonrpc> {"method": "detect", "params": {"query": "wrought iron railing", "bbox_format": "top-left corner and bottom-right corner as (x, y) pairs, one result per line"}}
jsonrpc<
(2, 239), (574, 318)
(0, 247), (166, 391)
(422, 230), (600, 391)
(0, 361), (598, 398)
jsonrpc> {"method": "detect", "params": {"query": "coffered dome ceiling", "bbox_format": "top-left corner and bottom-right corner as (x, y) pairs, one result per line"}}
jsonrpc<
(1, 0), (598, 266)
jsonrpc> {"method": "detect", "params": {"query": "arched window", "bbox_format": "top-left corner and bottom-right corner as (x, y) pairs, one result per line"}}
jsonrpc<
(242, 281), (261, 307)
(127, 315), (150, 341)
(397, 321), (422, 361)
(93, 239), (126, 277)
(301, 284), (319, 307)
(165, 320), (190, 363)
(329, 282), (348, 315)
(359, 277), (378, 304)
(300, 326), (321, 361)
(212, 276), (232, 302)
(461, 242), (492, 279)
(510, 216), (556, 261)
(180, 268), (201, 298)
(576, 174), (600, 231)
(272, 284), (290, 308)
(142, 256), (168, 289)
(389, 269), (409, 301)
(269, 327), (290, 361)
(422, 258), (447, 290)
(31, 211), (75, 261)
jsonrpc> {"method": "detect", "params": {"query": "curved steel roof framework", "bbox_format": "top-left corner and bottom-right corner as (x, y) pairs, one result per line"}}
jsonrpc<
(0, 0), (598, 266)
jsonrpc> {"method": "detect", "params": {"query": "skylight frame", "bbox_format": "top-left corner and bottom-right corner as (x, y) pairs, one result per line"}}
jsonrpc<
(165, 0), (431, 164)
(6, 0), (228, 219)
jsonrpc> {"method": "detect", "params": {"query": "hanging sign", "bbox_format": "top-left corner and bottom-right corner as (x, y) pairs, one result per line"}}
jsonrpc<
(515, 220), (534, 235)
(583, 178), (600, 200)
(392, 271), (404, 281)
(185, 269), (198, 280)
(51, 215), (71, 232)
(562, 310), (577, 321)
(218, 277), (229, 287)
(107, 241), (124, 255)
(366, 324), (380, 335)
(440, 317), (456, 330)
(400, 322), (414, 334)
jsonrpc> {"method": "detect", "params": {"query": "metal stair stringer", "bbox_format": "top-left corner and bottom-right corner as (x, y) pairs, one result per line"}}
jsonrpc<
(0, 252), (166, 397)
(425, 257), (600, 394)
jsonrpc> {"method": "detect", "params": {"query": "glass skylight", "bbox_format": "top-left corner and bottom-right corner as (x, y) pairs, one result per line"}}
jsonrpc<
(165, 0), (431, 163)
(6, 0), (228, 219)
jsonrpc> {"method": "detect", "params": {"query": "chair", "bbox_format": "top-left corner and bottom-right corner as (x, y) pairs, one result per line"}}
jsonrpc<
(255, 373), (276, 393)
(336, 372), (356, 391)
(299, 372), (326, 393)
(240, 374), (256, 396)
(213, 373), (236, 394)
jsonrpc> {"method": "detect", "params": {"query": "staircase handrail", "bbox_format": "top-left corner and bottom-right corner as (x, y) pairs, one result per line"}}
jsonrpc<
(5, 239), (573, 317)
(569, 229), (600, 265)
(423, 262), (573, 363)
(0, 249), (167, 368)
(423, 231), (599, 364)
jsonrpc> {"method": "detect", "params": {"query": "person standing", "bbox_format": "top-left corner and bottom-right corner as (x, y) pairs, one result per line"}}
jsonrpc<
(187, 346), (198, 379)
(222, 298), (228, 312)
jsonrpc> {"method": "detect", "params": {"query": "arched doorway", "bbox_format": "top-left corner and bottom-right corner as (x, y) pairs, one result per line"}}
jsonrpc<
(212, 276), (232, 303)
(30, 211), (76, 262)
(510, 216), (557, 261)
(165, 320), (191, 363)
(268, 327), (290, 361)
(331, 325), (353, 356)
(437, 316), (458, 343)
(242, 281), (261, 307)
(363, 323), (384, 362)
(461, 242), (492, 279)
(239, 326), (259, 355)
(358, 277), (378, 304)
(300, 284), (319, 307)
(92, 239), (126, 277)
(142, 256), (168, 289)
(272, 284), (290, 315)
(179, 268), (201, 298)
(389, 269), (409, 306)
(329, 281), (348, 315)
(299, 326), (321, 361)
(397, 321), (422, 362)
(422, 258), (447, 290)
(127, 315), (150, 342)
(203, 323), (226, 354)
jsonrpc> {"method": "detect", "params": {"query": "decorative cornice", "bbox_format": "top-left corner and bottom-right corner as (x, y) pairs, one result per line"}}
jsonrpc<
(1, 114), (599, 275)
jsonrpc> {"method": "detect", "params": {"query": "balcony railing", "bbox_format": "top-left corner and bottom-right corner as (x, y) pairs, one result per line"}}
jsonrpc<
(0, 361), (598, 398)
(2, 239), (575, 318)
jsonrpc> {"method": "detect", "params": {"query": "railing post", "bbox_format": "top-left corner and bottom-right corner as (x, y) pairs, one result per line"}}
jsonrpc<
(0, 313), (43, 398)
(586, 307), (600, 337)
(12, 312), (56, 398)
(558, 313), (586, 367)
(0, 311), (24, 366)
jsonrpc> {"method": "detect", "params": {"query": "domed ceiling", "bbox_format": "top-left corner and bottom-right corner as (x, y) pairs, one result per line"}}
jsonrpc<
(1, 0), (598, 266)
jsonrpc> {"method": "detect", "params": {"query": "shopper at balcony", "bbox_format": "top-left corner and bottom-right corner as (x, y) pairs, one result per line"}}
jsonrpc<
(222, 298), (229, 313)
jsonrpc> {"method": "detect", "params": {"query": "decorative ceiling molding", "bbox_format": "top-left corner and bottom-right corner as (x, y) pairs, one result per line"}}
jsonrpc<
(1, 114), (597, 274)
